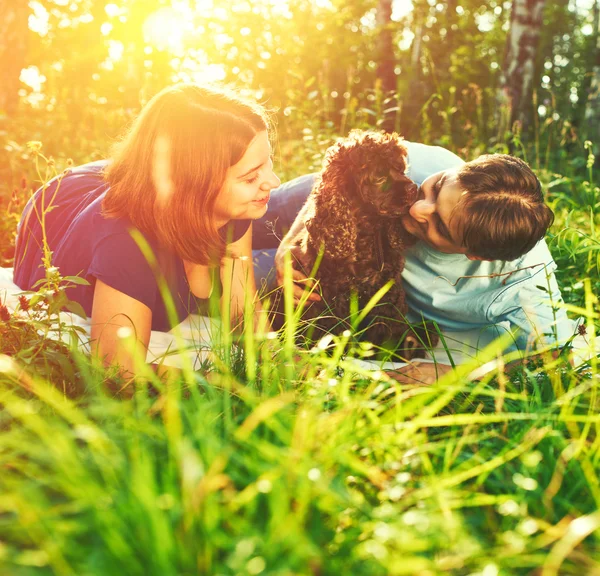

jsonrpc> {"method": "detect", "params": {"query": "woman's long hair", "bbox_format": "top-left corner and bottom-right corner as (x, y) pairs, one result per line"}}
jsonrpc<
(103, 83), (269, 264)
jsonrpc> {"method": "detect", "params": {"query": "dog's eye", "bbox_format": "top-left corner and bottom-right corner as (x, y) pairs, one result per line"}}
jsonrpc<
(380, 177), (393, 192)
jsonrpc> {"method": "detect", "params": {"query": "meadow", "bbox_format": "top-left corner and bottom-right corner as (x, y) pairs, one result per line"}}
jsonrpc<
(0, 96), (599, 575)
(1, 1), (600, 573)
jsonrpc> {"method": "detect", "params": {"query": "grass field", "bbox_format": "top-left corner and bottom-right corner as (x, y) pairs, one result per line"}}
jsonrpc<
(1, 122), (599, 575)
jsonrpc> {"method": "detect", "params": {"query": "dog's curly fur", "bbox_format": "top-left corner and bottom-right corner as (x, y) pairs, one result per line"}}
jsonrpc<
(288, 130), (438, 359)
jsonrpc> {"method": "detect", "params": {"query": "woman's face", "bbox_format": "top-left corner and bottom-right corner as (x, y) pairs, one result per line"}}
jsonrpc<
(213, 131), (281, 226)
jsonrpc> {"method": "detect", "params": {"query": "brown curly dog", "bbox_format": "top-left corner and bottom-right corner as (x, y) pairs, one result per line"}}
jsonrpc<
(284, 130), (438, 359)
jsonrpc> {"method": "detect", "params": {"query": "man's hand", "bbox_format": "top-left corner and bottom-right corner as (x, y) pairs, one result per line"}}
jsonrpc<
(385, 361), (454, 385)
(275, 240), (321, 303)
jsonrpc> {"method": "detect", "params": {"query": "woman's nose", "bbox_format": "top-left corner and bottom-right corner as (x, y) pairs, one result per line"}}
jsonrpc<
(262, 171), (281, 190)
(409, 199), (436, 222)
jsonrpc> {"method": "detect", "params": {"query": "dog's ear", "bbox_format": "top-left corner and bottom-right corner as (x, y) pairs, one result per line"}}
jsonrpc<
(306, 183), (357, 261)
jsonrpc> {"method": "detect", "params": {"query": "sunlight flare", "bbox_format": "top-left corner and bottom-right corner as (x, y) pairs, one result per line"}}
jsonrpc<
(143, 6), (194, 52)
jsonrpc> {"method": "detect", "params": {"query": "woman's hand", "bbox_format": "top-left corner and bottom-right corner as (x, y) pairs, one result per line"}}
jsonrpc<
(385, 361), (454, 385)
(274, 240), (321, 303)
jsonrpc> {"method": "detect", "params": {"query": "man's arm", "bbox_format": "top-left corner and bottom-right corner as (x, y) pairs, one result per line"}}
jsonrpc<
(487, 246), (578, 353)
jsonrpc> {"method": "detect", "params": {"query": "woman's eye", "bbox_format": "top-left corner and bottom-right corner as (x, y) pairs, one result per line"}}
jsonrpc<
(245, 174), (259, 184)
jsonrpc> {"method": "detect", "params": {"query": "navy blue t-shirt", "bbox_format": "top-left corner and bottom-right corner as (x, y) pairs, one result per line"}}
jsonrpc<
(13, 161), (250, 332)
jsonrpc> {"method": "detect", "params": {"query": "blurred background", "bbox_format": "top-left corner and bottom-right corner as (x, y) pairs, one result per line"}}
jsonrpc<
(1, 0), (599, 255)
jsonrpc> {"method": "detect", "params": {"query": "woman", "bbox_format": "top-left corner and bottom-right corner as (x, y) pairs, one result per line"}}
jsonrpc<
(14, 83), (280, 376)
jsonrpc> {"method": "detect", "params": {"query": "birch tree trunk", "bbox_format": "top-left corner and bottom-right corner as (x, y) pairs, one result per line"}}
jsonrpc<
(0, 2), (29, 115)
(498, 0), (546, 133)
(376, 0), (395, 94)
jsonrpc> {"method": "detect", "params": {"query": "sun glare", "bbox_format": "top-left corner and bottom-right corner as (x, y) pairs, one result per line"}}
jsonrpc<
(392, 0), (414, 20)
(143, 6), (193, 53)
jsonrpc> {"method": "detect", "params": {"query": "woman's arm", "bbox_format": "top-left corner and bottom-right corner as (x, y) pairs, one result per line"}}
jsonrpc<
(222, 223), (265, 328)
(90, 279), (152, 377)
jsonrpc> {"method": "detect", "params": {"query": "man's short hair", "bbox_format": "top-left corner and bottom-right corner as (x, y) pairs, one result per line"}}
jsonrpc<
(454, 154), (554, 261)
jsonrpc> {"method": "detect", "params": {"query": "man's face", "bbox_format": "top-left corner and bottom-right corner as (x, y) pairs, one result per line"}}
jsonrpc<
(400, 168), (475, 256)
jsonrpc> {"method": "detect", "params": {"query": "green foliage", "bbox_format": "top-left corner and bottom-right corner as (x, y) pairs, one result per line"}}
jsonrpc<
(0, 253), (103, 397)
(1, 324), (599, 575)
(2, 0), (598, 198)
(543, 141), (600, 307)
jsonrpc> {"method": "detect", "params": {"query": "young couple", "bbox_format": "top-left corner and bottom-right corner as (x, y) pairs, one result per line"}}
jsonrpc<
(13, 82), (576, 380)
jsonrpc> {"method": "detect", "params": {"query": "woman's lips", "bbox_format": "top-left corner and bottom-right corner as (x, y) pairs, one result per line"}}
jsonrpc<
(253, 195), (270, 205)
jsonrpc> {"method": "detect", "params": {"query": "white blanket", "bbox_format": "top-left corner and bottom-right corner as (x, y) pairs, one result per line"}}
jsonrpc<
(1, 267), (594, 372)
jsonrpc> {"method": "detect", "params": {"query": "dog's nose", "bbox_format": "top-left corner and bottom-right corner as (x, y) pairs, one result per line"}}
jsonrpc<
(396, 183), (419, 214)
(386, 178), (419, 215)
(408, 182), (419, 202)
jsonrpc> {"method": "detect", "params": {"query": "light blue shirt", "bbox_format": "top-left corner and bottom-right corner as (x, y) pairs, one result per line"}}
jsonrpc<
(402, 142), (576, 350)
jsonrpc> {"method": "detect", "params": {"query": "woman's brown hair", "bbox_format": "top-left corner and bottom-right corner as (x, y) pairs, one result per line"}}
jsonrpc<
(103, 83), (269, 264)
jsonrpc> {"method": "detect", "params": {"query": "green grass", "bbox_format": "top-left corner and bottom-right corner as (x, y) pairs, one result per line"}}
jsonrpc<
(1, 121), (599, 575)
(1, 324), (599, 575)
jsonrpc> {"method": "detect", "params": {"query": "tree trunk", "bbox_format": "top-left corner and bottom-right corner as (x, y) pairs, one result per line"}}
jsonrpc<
(376, 0), (396, 132)
(0, 2), (29, 115)
(399, 3), (427, 140)
(498, 0), (546, 133)
(376, 0), (395, 93)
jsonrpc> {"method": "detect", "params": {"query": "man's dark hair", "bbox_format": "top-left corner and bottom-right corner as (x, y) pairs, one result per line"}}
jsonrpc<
(454, 154), (554, 261)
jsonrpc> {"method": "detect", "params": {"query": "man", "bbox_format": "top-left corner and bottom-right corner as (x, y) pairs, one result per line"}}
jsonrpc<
(252, 141), (578, 382)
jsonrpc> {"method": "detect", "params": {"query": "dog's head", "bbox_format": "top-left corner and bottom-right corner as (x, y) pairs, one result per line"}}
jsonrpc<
(321, 130), (418, 217)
